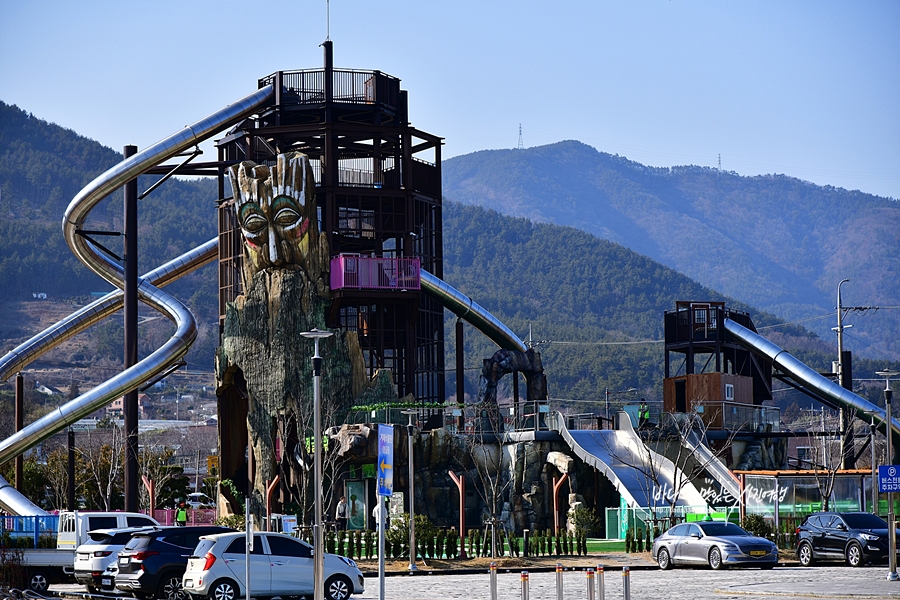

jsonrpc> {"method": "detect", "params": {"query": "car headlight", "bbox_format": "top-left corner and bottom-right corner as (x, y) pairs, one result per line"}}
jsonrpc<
(861, 534), (881, 541)
(339, 556), (358, 568)
(721, 543), (739, 551)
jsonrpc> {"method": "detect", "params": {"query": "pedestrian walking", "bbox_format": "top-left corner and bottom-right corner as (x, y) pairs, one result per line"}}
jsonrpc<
(335, 495), (348, 530)
(175, 502), (188, 526)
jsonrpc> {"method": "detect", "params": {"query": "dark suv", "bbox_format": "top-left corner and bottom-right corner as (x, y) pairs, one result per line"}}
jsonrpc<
(115, 526), (234, 600)
(796, 512), (897, 567)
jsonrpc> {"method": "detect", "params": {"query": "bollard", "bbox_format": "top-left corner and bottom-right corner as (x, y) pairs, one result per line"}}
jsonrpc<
(586, 568), (596, 600)
(556, 562), (564, 600)
(490, 562), (497, 600)
(521, 571), (530, 600)
(622, 566), (631, 600)
(597, 564), (605, 600)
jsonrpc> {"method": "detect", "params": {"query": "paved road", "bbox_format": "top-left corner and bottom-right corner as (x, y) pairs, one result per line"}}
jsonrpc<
(52, 566), (900, 599)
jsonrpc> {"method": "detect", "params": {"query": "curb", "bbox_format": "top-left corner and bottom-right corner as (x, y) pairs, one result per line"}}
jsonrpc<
(362, 559), (799, 577)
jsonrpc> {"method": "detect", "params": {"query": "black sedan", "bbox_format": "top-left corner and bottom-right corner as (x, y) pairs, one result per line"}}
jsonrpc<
(796, 511), (899, 567)
(651, 521), (778, 570)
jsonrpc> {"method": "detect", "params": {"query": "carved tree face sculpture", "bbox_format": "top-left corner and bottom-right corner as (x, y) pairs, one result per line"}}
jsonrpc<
(229, 152), (317, 276)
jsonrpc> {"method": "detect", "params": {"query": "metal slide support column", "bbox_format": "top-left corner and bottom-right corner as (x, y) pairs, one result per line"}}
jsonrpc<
(15, 374), (23, 491)
(67, 429), (75, 510)
(456, 318), (464, 430)
(123, 145), (139, 512)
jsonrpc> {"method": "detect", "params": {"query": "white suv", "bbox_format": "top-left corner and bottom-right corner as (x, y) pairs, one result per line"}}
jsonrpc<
(73, 526), (157, 592)
(183, 531), (363, 600)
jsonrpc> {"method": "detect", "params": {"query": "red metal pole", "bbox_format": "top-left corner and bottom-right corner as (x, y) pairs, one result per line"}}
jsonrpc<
(266, 475), (281, 532)
(553, 473), (569, 536)
(449, 470), (467, 558)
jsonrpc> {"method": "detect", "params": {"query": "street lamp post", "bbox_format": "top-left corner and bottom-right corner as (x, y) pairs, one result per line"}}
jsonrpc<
(872, 415), (879, 514)
(300, 328), (333, 600)
(401, 409), (418, 572)
(877, 369), (899, 582)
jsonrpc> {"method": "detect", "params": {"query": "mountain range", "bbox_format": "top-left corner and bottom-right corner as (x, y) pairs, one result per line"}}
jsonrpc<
(443, 141), (900, 362)
(0, 100), (896, 409)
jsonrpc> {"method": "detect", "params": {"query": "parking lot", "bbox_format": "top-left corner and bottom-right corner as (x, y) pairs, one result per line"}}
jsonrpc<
(52, 565), (900, 599)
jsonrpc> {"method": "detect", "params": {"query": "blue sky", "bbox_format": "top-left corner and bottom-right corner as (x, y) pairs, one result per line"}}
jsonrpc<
(2, 1), (898, 199)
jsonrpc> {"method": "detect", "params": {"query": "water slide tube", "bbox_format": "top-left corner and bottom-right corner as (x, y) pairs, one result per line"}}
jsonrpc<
(0, 87), (274, 515)
(419, 270), (527, 353)
(724, 318), (900, 454)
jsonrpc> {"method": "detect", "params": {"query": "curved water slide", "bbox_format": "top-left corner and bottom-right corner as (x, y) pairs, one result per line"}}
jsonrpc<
(419, 271), (527, 353)
(548, 411), (708, 509)
(420, 274), (712, 509)
(680, 428), (741, 501)
(724, 318), (900, 454)
(0, 87), (274, 515)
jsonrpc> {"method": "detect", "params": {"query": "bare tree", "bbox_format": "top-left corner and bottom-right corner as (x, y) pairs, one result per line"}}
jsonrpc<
(278, 395), (347, 526)
(463, 400), (513, 558)
(77, 422), (125, 510)
(802, 410), (844, 511)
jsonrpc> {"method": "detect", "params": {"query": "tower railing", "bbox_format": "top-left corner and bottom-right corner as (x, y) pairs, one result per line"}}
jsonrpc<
(330, 255), (421, 291)
(260, 69), (401, 110)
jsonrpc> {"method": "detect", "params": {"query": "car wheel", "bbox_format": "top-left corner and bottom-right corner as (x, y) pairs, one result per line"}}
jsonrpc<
(798, 541), (815, 567)
(207, 579), (238, 600)
(325, 574), (353, 600)
(27, 569), (50, 593)
(657, 547), (672, 570)
(846, 541), (864, 567)
(708, 547), (724, 570)
(161, 573), (188, 600)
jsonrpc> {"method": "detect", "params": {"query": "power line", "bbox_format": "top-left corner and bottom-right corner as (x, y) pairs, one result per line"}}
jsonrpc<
(541, 339), (663, 346)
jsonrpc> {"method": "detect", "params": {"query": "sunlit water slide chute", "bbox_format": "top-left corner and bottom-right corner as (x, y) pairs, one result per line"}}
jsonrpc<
(0, 87), (274, 515)
(724, 317), (900, 457)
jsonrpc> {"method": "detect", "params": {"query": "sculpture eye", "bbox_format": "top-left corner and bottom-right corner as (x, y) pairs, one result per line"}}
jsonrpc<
(242, 213), (268, 233)
(274, 207), (301, 227)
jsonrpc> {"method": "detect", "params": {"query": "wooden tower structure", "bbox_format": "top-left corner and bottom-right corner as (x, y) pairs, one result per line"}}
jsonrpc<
(215, 41), (445, 405)
(662, 301), (772, 427)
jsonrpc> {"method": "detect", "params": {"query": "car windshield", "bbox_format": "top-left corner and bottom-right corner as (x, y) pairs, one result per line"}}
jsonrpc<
(697, 522), (749, 537)
(843, 513), (888, 529)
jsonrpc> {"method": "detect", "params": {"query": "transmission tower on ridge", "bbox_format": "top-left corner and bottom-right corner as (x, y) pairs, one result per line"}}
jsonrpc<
(518, 123), (524, 150)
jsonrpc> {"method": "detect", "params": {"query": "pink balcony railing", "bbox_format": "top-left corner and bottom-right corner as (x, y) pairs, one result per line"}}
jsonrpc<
(330, 255), (421, 291)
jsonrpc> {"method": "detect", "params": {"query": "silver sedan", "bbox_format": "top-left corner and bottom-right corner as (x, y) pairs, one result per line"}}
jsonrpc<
(651, 521), (778, 570)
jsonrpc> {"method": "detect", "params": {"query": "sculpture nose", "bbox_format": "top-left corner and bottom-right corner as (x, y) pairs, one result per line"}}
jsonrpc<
(268, 225), (286, 266)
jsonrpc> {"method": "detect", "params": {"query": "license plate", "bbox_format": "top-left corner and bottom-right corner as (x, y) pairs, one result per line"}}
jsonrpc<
(119, 557), (129, 564)
(102, 578), (111, 586)
(749, 550), (766, 556)
(184, 580), (193, 589)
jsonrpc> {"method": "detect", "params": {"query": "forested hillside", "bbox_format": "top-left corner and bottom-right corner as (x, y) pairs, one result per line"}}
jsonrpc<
(0, 101), (220, 370)
(444, 141), (900, 361)
(441, 202), (889, 407)
(0, 101), (894, 410)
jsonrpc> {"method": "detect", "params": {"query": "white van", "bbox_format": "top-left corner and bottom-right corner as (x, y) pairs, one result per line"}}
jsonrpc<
(57, 511), (159, 549)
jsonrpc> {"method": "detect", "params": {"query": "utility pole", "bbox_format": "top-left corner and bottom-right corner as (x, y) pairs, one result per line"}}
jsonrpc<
(835, 278), (850, 468)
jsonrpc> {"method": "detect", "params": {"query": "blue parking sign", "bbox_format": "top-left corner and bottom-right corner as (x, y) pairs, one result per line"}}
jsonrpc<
(878, 465), (900, 493)
(377, 425), (394, 497)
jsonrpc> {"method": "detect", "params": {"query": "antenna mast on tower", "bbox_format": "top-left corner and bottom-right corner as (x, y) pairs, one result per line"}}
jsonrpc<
(326, 0), (331, 40)
(517, 124), (524, 150)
